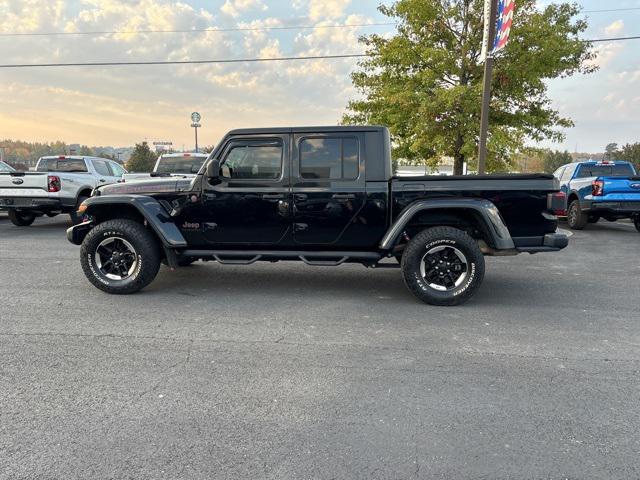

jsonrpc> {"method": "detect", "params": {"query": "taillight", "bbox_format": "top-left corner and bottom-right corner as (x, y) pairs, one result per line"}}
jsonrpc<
(48, 175), (61, 192)
(592, 180), (604, 196)
(547, 192), (567, 215)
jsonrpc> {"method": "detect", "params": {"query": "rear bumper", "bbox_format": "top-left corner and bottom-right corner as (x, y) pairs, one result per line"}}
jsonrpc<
(514, 232), (569, 253)
(588, 201), (640, 215)
(0, 197), (62, 210)
(67, 221), (94, 245)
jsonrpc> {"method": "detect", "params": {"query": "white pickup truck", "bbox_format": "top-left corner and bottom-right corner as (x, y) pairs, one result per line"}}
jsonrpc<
(0, 155), (126, 226)
(122, 152), (208, 182)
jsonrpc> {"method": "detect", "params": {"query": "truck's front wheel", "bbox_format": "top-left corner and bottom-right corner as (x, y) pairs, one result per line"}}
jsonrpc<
(80, 219), (161, 294)
(401, 227), (485, 306)
(8, 209), (36, 226)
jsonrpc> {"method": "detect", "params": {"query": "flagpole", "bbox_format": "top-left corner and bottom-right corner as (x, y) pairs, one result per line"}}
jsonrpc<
(477, 0), (499, 175)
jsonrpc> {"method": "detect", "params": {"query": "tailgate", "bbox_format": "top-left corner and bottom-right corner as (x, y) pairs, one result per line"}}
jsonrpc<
(601, 176), (640, 195)
(0, 172), (50, 196)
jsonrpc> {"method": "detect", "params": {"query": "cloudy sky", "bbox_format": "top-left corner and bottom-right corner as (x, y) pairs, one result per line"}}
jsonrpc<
(0, 0), (638, 152)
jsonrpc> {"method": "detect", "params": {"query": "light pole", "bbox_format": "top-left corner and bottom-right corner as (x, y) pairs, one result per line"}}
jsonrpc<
(191, 112), (201, 152)
(477, 0), (499, 175)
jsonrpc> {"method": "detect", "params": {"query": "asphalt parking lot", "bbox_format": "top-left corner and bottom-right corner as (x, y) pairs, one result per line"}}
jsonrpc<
(1, 215), (639, 479)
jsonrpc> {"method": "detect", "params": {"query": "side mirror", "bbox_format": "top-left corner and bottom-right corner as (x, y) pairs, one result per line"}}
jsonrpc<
(206, 160), (220, 183)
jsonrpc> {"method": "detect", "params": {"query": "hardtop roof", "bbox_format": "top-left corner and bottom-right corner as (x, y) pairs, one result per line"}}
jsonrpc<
(227, 125), (388, 136)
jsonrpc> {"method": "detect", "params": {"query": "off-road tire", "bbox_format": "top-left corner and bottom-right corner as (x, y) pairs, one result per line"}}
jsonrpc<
(401, 226), (485, 306)
(567, 200), (588, 230)
(69, 196), (89, 225)
(634, 216), (640, 233)
(8, 209), (36, 226)
(80, 219), (161, 294)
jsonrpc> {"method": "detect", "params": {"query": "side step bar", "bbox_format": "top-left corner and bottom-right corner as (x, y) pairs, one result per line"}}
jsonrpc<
(181, 250), (382, 266)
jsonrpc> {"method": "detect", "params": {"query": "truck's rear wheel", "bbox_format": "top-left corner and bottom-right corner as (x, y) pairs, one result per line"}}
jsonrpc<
(401, 226), (485, 306)
(80, 219), (161, 294)
(567, 200), (588, 230)
(8, 209), (36, 226)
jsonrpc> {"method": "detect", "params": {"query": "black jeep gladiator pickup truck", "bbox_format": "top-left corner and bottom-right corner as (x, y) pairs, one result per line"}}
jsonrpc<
(67, 126), (568, 305)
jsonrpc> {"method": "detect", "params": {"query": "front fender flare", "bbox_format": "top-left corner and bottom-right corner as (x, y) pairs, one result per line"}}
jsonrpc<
(379, 198), (515, 251)
(70, 195), (187, 247)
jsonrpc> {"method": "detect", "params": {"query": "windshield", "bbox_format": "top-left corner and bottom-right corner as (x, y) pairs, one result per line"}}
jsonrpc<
(156, 156), (206, 175)
(576, 164), (636, 178)
(0, 161), (14, 172)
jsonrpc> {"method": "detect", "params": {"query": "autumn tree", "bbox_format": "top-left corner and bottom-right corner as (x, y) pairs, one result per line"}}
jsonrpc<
(343, 0), (596, 174)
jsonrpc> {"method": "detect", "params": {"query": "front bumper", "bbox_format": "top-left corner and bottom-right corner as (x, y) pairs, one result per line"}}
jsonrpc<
(514, 232), (569, 253)
(67, 221), (94, 245)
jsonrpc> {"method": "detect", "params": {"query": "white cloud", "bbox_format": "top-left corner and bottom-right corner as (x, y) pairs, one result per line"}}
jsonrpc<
(0, 0), (375, 146)
(604, 19), (624, 35)
(220, 0), (267, 18)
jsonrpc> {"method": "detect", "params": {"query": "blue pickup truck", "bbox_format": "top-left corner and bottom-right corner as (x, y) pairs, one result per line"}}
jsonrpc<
(550, 160), (640, 231)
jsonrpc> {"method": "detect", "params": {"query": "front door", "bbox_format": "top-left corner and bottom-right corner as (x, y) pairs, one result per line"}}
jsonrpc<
(291, 133), (367, 246)
(201, 135), (291, 245)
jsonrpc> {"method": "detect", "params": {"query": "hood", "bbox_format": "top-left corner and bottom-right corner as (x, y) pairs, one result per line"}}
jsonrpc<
(97, 177), (195, 196)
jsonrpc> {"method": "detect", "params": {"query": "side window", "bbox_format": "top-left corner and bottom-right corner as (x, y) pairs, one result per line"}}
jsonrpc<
(299, 137), (359, 180)
(109, 162), (126, 176)
(560, 165), (576, 182)
(221, 141), (283, 180)
(92, 160), (112, 177)
(553, 166), (566, 179)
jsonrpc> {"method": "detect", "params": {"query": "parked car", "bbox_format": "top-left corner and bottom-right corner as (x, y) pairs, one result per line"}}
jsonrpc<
(0, 161), (15, 173)
(0, 155), (126, 226)
(67, 126), (568, 306)
(550, 160), (640, 232)
(122, 152), (209, 182)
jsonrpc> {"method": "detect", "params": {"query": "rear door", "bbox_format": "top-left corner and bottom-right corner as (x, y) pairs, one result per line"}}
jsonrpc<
(91, 159), (119, 186)
(291, 133), (366, 246)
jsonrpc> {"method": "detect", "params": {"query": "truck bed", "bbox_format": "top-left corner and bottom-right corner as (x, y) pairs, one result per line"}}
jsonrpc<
(391, 173), (559, 238)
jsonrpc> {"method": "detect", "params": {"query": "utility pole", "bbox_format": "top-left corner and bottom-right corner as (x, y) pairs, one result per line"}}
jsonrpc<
(477, 0), (499, 175)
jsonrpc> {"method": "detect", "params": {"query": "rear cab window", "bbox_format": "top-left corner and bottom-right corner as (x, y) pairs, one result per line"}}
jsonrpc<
(156, 155), (207, 175)
(575, 163), (636, 178)
(37, 158), (88, 173)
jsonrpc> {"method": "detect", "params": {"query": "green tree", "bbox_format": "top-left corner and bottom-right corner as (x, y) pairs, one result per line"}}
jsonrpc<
(543, 149), (572, 174)
(619, 142), (640, 170)
(79, 145), (94, 156)
(342, 0), (596, 174)
(604, 142), (619, 161)
(125, 142), (157, 173)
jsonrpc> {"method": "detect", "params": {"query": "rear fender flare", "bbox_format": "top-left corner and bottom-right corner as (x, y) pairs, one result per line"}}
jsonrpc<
(379, 198), (515, 250)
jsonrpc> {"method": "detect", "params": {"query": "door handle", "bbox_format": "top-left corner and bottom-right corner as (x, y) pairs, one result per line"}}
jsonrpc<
(294, 193), (308, 201)
(262, 193), (284, 200)
(332, 194), (355, 200)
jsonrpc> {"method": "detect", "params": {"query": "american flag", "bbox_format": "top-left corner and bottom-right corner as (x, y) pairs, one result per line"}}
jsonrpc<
(493, 0), (515, 52)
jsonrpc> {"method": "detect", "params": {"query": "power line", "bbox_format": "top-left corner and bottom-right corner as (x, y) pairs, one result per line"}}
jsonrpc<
(0, 22), (397, 38)
(588, 35), (640, 43)
(582, 7), (640, 13)
(0, 35), (637, 69)
(0, 53), (368, 69)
